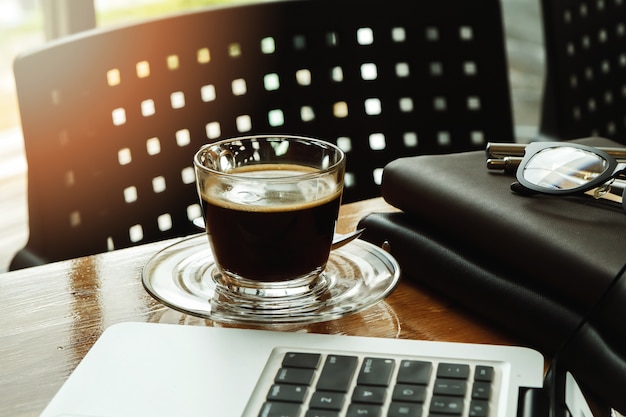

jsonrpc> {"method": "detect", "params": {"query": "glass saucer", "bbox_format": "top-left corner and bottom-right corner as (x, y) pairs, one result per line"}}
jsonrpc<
(142, 234), (400, 324)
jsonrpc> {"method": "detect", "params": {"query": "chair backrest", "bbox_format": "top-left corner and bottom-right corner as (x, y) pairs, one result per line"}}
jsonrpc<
(539, 0), (626, 143)
(11, 0), (514, 269)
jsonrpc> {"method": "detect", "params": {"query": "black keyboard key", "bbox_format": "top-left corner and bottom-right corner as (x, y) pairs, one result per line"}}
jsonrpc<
(305, 410), (340, 417)
(309, 392), (345, 411)
(316, 355), (358, 392)
(388, 402), (423, 417)
(429, 395), (464, 415)
(397, 360), (432, 385)
(275, 367), (315, 385)
(357, 357), (395, 386)
(346, 403), (382, 417)
(352, 386), (387, 404)
(469, 400), (489, 417)
(437, 363), (470, 380)
(392, 384), (427, 403)
(474, 366), (494, 382)
(471, 381), (491, 400)
(258, 401), (301, 417)
(266, 384), (307, 403)
(433, 378), (467, 396)
(282, 352), (321, 369)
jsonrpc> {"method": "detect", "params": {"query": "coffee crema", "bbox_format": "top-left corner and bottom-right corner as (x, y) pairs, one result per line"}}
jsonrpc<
(200, 164), (343, 282)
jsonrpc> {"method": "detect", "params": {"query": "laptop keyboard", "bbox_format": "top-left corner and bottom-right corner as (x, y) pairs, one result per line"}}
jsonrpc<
(245, 347), (504, 417)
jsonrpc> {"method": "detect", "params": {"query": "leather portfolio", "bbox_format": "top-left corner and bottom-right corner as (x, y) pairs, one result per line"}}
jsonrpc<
(357, 137), (626, 412)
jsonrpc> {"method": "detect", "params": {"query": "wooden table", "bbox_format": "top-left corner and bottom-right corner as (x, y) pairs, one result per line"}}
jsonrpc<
(0, 197), (520, 417)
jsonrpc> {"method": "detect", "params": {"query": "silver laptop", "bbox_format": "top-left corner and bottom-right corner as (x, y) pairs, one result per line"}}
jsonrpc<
(39, 322), (545, 417)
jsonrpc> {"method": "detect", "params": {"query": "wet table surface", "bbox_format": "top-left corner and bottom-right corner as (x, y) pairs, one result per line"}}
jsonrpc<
(0, 197), (521, 417)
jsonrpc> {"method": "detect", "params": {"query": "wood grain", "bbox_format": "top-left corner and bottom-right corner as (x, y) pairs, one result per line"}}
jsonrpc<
(0, 197), (521, 417)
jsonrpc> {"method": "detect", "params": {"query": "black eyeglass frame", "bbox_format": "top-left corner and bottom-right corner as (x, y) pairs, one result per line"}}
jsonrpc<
(514, 141), (625, 196)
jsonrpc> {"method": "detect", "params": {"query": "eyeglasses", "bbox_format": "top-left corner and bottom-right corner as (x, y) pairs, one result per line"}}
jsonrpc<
(508, 142), (626, 211)
(486, 142), (626, 174)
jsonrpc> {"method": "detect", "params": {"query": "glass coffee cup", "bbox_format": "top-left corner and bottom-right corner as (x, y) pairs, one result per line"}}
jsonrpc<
(193, 135), (346, 298)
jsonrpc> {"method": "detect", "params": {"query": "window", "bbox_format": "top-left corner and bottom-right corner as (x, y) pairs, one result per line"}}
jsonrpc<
(0, 0), (257, 135)
(0, 2), (44, 132)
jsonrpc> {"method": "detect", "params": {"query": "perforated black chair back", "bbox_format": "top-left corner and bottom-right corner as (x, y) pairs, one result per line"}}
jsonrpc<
(539, 0), (626, 143)
(10, 0), (514, 269)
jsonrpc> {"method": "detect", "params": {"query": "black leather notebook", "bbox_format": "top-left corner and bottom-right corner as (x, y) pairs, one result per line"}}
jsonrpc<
(358, 137), (626, 353)
(357, 137), (626, 412)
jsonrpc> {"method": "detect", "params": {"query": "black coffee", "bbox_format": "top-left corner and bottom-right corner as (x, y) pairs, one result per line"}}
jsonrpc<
(200, 164), (342, 282)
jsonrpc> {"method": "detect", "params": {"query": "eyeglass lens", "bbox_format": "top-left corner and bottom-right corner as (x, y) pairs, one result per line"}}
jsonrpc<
(522, 147), (610, 191)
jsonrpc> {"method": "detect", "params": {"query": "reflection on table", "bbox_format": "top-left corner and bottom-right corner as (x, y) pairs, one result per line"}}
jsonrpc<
(0, 197), (520, 417)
